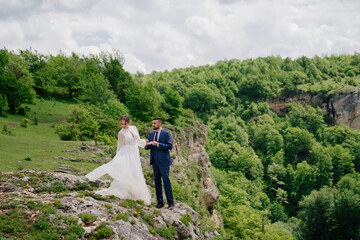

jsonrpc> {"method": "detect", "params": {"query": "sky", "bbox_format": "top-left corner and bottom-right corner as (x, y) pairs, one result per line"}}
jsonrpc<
(1, 0), (360, 74)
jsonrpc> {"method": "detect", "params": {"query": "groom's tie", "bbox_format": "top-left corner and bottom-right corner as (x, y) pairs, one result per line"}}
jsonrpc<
(154, 131), (158, 142)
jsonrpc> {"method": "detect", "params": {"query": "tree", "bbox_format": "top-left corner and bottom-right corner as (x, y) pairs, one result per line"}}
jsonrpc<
(209, 141), (263, 179)
(283, 127), (315, 165)
(102, 54), (134, 103)
(80, 58), (116, 105)
(297, 188), (334, 240)
(329, 145), (355, 183)
(207, 114), (248, 147)
(51, 53), (85, 99)
(332, 174), (360, 240)
(66, 106), (99, 139)
(292, 161), (318, 204)
(126, 82), (156, 122)
(309, 143), (333, 187)
(286, 102), (325, 139)
(238, 74), (278, 99)
(1, 50), (35, 113)
(208, 142), (233, 170)
(0, 49), (9, 115)
(162, 88), (183, 123)
(19, 49), (48, 97)
(251, 123), (283, 159)
(183, 84), (224, 120)
(323, 124), (353, 146)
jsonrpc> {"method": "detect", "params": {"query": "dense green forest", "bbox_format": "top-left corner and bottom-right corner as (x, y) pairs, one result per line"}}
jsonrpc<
(1, 48), (360, 239)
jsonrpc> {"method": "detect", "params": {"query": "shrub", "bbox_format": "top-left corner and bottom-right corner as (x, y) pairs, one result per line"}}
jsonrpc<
(116, 212), (129, 222)
(104, 204), (112, 209)
(33, 114), (39, 125)
(91, 223), (114, 239)
(156, 225), (176, 239)
(78, 213), (98, 226)
(55, 122), (80, 140)
(34, 184), (51, 193)
(119, 200), (137, 208)
(20, 118), (31, 128)
(97, 134), (116, 145)
(53, 200), (63, 209)
(50, 180), (65, 192)
(2, 124), (15, 136)
(180, 213), (191, 227)
(71, 181), (97, 191)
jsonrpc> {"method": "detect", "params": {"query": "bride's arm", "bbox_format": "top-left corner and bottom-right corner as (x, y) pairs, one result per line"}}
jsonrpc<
(130, 126), (146, 148)
(116, 131), (125, 153)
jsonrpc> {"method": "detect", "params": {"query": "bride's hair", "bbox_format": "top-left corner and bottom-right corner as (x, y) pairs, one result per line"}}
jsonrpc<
(120, 115), (130, 123)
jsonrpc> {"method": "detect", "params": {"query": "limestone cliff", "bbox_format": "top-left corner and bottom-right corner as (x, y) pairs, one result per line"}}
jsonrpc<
(168, 122), (219, 215)
(267, 89), (360, 130)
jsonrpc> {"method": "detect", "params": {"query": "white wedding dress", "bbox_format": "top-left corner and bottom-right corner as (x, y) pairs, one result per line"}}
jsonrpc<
(85, 126), (151, 205)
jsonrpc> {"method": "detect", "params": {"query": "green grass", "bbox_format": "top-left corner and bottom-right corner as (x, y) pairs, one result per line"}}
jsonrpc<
(0, 98), (103, 173)
(78, 213), (98, 226)
(298, 76), (360, 96)
(0, 199), (84, 239)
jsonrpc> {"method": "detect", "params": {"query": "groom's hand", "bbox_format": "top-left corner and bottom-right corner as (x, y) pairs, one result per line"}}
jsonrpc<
(147, 141), (158, 147)
(145, 140), (158, 147)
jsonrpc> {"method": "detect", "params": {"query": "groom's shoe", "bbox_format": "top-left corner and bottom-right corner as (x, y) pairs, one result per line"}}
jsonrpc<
(167, 204), (175, 210)
(156, 202), (165, 208)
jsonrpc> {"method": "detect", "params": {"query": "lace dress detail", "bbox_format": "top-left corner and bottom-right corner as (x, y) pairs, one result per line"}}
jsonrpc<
(85, 126), (151, 205)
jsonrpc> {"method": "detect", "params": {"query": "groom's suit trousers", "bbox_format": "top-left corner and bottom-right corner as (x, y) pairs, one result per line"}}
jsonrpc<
(153, 162), (174, 205)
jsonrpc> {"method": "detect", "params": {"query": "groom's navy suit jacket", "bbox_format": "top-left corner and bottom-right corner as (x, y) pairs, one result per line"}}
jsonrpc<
(145, 129), (173, 166)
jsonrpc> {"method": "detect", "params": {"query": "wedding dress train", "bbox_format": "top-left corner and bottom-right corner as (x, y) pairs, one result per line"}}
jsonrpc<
(85, 126), (151, 205)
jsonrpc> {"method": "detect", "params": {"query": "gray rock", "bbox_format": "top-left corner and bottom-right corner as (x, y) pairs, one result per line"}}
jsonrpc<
(50, 172), (87, 188)
(0, 183), (19, 192)
(110, 220), (158, 240)
(22, 176), (30, 182)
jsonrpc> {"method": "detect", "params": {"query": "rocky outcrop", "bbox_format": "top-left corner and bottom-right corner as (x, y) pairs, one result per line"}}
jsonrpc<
(267, 89), (360, 130)
(0, 121), (221, 239)
(0, 171), (219, 239)
(168, 122), (219, 216)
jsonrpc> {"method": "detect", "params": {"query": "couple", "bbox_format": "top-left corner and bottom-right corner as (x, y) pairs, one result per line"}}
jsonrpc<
(85, 116), (174, 210)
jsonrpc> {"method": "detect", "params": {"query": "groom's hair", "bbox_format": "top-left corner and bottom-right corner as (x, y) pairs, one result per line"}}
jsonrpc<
(153, 117), (162, 123)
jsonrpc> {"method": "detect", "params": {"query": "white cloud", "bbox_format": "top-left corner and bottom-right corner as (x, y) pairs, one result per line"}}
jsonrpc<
(123, 53), (147, 74)
(0, 0), (359, 73)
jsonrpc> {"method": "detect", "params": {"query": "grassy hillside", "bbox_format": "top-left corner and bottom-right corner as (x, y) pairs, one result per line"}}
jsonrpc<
(0, 98), (103, 172)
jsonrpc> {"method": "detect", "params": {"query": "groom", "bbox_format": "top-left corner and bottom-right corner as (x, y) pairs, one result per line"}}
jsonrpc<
(145, 117), (175, 210)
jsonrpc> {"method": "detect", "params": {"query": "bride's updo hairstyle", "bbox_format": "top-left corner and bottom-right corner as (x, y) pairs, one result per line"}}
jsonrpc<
(120, 115), (130, 123)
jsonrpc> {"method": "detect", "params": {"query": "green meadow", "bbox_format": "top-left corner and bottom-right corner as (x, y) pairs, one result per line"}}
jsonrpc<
(0, 98), (102, 173)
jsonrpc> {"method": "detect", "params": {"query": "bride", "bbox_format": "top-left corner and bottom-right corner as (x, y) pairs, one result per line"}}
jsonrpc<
(85, 115), (151, 205)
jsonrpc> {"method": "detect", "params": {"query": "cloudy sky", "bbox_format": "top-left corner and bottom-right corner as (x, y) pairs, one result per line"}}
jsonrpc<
(1, 0), (359, 73)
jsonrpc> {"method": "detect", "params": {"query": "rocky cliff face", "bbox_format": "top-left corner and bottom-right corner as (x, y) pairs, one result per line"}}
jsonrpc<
(0, 122), (220, 239)
(267, 89), (360, 129)
(170, 122), (219, 214)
